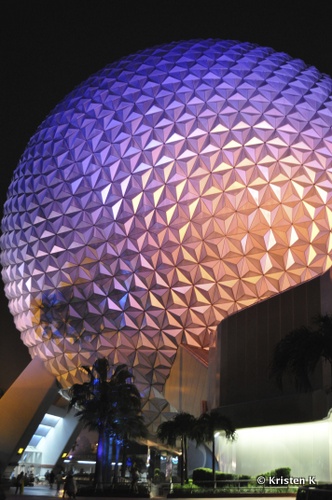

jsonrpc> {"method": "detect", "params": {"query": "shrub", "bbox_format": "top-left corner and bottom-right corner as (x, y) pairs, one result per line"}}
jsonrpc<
(257, 467), (291, 487)
(192, 468), (244, 488)
(275, 467), (291, 478)
(153, 468), (165, 484)
(239, 474), (251, 487)
(216, 472), (234, 487)
(192, 468), (213, 487)
(192, 467), (292, 491)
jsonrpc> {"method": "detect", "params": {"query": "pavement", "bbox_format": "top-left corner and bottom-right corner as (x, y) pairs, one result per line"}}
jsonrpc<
(3, 484), (297, 500)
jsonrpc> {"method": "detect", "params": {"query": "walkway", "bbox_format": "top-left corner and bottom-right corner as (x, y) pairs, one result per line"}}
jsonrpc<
(3, 484), (296, 500)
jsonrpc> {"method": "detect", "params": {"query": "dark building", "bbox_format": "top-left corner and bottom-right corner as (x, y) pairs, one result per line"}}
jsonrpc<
(205, 270), (332, 480)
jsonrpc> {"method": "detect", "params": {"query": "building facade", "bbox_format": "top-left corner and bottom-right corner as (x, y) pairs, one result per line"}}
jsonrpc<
(209, 270), (332, 481)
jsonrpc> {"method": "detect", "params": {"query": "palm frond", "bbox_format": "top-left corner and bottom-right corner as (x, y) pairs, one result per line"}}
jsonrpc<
(270, 319), (327, 391)
(196, 409), (236, 443)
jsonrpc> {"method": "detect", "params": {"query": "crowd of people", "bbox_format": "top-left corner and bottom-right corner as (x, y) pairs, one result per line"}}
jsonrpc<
(10, 461), (145, 497)
(45, 470), (77, 498)
(11, 469), (77, 498)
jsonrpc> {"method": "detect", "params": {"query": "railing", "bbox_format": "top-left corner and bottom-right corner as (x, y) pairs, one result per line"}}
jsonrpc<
(75, 477), (151, 495)
(160, 478), (301, 496)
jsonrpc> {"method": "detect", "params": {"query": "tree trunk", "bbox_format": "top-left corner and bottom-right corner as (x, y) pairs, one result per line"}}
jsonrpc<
(183, 435), (188, 483)
(212, 436), (216, 489)
(121, 436), (128, 477)
(180, 436), (184, 486)
(112, 438), (122, 484)
(95, 424), (106, 490)
(105, 435), (113, 485)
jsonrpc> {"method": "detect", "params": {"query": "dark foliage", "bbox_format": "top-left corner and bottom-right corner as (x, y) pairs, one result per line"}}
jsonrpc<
(270, 314), (332, 391)
(68, 359), (147, 488)
(192, 468), (251, 488)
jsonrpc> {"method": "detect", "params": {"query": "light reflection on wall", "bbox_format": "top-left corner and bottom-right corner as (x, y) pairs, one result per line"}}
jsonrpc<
(215, 412), (332, 482)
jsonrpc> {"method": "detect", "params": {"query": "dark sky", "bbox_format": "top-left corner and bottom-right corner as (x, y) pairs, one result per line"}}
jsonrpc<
(2, 0), (332, 390)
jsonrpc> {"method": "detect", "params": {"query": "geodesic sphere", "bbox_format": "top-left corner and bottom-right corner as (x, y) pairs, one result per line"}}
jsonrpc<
(2, 39), (332, 398)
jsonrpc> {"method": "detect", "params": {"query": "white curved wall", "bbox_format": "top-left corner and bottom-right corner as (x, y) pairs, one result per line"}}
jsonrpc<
(216, 413), (332, 482)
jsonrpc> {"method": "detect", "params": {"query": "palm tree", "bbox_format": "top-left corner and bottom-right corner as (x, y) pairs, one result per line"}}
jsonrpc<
(69, 359), (146, 489)
(270, 314), (332, 391)
(119, 413), (147, 478)
(111, 390), (147, 483)
(69, 358), (110, 488)
(157, 412), (197, 485)
(196, 409), (236, 488)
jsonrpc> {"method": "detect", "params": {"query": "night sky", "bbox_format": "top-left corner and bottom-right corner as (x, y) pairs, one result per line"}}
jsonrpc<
(2, 0), (332, 390)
